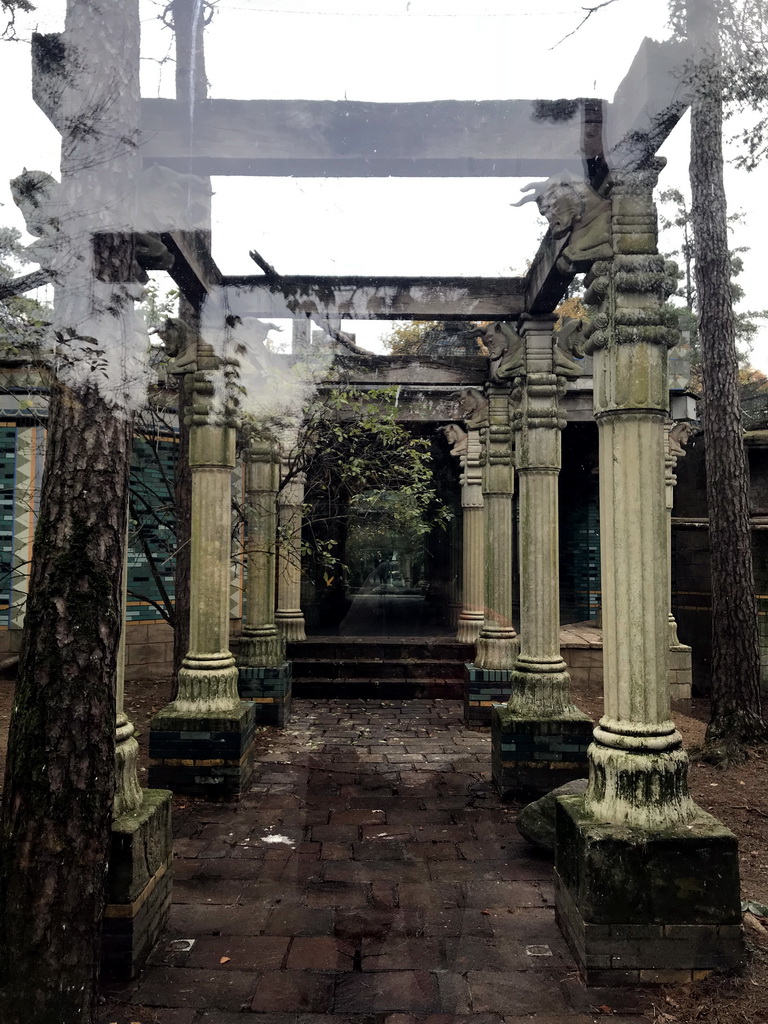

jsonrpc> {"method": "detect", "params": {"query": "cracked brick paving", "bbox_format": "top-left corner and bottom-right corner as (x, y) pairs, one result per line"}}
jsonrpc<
(101, 700), (652, 1024)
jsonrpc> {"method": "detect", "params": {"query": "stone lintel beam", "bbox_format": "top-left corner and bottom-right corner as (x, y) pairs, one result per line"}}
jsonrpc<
(139, 97), (602, 178)
(220, 276), (526, 322)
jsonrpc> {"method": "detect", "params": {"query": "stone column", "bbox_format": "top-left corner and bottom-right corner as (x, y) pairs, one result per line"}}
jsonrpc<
(555, 163), (742, 985)
(276, 434), (307, 641)
(457, 428), (485, 645)
(465, 383), (519, 726)
(150, 350), (255, 798)
(236, 433), (292, 726)
(106, 516), (173, 978)
(475, 383), (517, 668)
(114, 528), (142, 820)
(666, 422), (693, 699)
(492, 316), (592, 797)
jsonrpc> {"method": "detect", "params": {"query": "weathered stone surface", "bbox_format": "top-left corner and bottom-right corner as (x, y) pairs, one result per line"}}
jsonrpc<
(554, 794), (743, 984)
(517, 778), (588, 853)
(108, 788), (173, 902)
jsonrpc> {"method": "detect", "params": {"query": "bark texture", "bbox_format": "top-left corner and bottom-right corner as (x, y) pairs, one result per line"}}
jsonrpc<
(0, 382), (132, 1024)
(689, 1), (767, 749)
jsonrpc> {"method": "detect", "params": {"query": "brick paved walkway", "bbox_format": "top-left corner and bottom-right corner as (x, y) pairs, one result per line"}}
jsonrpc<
(101, 700), (652, 1024)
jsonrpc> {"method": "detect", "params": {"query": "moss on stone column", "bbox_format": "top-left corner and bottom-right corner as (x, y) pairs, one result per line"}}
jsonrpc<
(150, 367), (255, 798)
(235, 431), (291, 726)
(457, 428), (485, 644)
(276, 432), (306, 641)
(493, 316), (592, 797)
(475, 382), (518, 671)
(554, 161), (742, 984)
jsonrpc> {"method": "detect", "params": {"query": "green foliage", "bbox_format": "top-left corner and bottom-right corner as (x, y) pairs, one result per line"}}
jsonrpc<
(0, 227), (51, 355)
(291, 383), (453, 580)
(380, 320), (484, 357)
(668, 0), (768, 169)
(141, 279), (179, 331)
(658, 188), (768, 365)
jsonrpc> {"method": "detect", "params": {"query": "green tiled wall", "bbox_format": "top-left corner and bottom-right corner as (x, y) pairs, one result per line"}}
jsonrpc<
(127, 434), (179, 622)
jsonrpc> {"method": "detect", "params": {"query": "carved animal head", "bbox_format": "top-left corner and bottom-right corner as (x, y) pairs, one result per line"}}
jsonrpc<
(476, 322), (519, 361)
(512, 172), (595, 238)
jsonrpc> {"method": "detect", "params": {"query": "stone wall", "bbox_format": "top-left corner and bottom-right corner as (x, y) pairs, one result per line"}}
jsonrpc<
(673, 436), (768, 694)
(124, 620), (175, 680)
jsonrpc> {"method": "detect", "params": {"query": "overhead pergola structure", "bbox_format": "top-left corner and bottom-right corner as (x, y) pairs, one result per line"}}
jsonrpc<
(28, 0), (741, 986)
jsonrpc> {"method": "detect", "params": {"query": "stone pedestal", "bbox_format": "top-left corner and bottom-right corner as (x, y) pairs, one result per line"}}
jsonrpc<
(464, 661), (516, 728)
(102, 789), (174, 979)
(150, 373), (256, 798)
(103, 521), (174, 978)
(493, 708), (593, 796)
(491, 317), (591, 794)
(555, 796), (742, 986)
(238, 662), (293, 727)
(553, 164), (742, 983)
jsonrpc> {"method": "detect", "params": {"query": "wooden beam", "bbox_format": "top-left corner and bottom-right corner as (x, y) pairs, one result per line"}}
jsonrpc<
(219, 275), (527, 321)
(161, 230), (221, 306)
(140, 97), (601, 178)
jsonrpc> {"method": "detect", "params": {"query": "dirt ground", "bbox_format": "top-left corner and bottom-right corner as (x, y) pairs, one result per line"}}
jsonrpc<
(0, 670), (767, 1022)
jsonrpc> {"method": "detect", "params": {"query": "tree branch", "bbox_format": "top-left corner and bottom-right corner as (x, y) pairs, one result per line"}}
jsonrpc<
(550, 0), (621, 49)
(0, 270), (52, 302)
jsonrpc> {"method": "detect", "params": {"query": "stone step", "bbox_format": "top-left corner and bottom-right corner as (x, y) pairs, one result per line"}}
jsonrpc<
(287, 639), (474, 663)
(286, 638), (472, 701)
(291, 677), (463, 700)
(289, 658), (468, 682)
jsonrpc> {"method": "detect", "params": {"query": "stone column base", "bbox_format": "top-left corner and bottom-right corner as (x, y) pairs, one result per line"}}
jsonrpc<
(464, 663), (513, 728)
(238, 662), (292, 727)
(669, 644), (693, 699)
(554, 795), (743, 986)
(102, 789), (173, 980)
(148, 703), (256, 799)
(491, 706), (593, 798)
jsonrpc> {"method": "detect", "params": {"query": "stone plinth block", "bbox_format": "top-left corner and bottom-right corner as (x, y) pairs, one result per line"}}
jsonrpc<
(102, 788), (173, 980)
(464, 663), (513, 728)
(148, 703), (256, 799)
(239, 662), (292, 728)
(554, 795), (743, 986)
(491, 706), (593, 798)
(669, 645), (692, 700)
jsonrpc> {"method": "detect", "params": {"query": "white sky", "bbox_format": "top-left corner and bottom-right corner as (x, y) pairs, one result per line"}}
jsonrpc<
(1, 0), (767, 363)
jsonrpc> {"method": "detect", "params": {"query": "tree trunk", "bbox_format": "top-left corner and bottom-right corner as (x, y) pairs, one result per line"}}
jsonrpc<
(689, 0), (767, 750)
(0, 381), (132, 1024)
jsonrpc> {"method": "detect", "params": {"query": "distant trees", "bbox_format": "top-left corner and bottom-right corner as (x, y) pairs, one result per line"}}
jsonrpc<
(381, 320), (485, 357)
